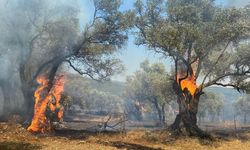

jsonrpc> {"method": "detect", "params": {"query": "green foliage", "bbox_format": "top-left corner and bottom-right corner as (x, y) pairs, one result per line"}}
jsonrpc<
(0, 0), (134, 83)
(124, 60), (175, 122)
(125, 60), (174, 105)
(198, 91), (224, 121)
(234, 95), (250, 116)
(134, 0), (250, 90)
(234, 94), (250, 123)
(64, 73), (123, 114)
(62, 0), (135, 81)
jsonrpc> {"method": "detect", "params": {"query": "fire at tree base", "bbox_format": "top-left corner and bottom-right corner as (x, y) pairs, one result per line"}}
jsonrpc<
(27, 75), (66, 133)
(168, 62), (214, 139)
(169, 81), (213, 139)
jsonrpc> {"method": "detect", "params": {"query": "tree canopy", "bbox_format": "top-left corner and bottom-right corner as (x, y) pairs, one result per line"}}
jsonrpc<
(133, 0), (250, 137)
(124, 60), (174, 124)
(134, 0), (250, 90)
(65, 74), (123, 115)
(234, 94), (250, 124)
(198, 91), (224, 124)
(0, 0), (134, 123)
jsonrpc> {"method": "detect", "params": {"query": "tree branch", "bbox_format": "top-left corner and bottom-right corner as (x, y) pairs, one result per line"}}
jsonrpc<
(204, 70), (250, 88)
(213, 82), (242, 92)
(201, 41), (231, 86)
(31, 54), (73, 83)
(66, 59), (100, 81)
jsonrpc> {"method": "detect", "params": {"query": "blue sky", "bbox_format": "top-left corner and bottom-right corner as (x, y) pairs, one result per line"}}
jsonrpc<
(79, 0), (250, 82)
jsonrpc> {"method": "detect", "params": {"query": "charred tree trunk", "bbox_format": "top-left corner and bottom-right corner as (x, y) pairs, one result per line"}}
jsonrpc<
(21, 87), (34, 123)
(170, 82), (211, 138)
(19, 64), (35, 124)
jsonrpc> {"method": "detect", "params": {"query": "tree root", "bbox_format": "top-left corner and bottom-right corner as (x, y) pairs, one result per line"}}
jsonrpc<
(168, 115), (214, 140)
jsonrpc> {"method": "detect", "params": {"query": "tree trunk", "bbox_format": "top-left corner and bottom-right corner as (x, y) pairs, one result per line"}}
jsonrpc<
(133, 102), (143, 121)
(19, 64), (35, 124)
(20, 85), (35, 124)
(16, 59), (60, 129)
(198, 115), (201, 126)
(162, 103), (166, 124)
(153, 99), (162, 125)
(244, 113), (247, 125)
(170, 82), (211, 138)
(211, 114), (215, 123)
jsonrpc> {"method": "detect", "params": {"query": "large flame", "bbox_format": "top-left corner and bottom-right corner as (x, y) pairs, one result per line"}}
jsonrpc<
(177, 60), (199, 97)
(178, 74), (197, 96)
(27, 75), (65, 133)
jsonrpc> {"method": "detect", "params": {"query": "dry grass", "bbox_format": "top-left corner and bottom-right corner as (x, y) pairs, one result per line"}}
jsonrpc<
(1, 122), (250, 150)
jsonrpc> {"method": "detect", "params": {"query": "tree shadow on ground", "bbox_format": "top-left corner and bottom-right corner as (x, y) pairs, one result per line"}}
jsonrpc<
(197, 129), (250, 146)
(0, 141), (42, 150)
(53, 129), (163, 149)
(98, 141), (163, 150)
(53, 128), (121, 140)
(211, 129), (250, 141)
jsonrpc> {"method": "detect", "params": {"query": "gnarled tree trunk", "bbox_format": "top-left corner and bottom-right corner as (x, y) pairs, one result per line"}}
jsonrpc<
(170, 82), (211, 138)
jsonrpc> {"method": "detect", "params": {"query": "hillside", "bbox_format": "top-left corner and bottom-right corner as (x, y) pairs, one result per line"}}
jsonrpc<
(66, 73), (245, 104)
(86, 78), (125, 96)
(205, 87), (245, 120)
(205, 87), (244, 103)
(65, 73), (125, 96)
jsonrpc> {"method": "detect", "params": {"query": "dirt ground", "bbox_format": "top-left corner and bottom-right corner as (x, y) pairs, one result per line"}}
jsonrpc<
(1, 121), (250, 150)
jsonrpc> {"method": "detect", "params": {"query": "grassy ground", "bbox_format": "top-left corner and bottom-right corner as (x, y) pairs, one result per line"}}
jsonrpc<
(0, 122), (250, 150)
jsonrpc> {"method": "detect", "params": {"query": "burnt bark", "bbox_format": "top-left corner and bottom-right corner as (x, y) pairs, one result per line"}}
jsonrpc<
(21, 87), (34, 123)
(19, 64), (35, 124)
(170, 82), (212, 139)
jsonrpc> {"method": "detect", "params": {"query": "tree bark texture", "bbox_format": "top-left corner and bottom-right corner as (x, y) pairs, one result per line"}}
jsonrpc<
(170, 82), (211, 138)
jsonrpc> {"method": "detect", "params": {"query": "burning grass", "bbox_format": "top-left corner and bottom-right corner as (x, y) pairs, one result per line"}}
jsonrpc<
(1, 122), (250, 150)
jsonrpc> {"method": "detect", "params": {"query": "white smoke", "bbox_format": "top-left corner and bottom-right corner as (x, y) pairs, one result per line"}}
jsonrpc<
(0, 0), (81, 119)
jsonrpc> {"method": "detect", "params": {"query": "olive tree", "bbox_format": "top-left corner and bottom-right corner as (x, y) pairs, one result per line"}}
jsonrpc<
(0, 0), (134, 129)
(234, 95), (250, 124)
(0, 0), (80, 120)
(133, 0), (250, 137)
(124, 60), (174, 124)
(198, 92), (224, 125)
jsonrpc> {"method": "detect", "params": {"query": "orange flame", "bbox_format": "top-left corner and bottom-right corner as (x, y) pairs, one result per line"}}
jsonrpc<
(177, 59), (199, 97)
(27, 75), (65, 133)
(178, 74), (197, 96)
